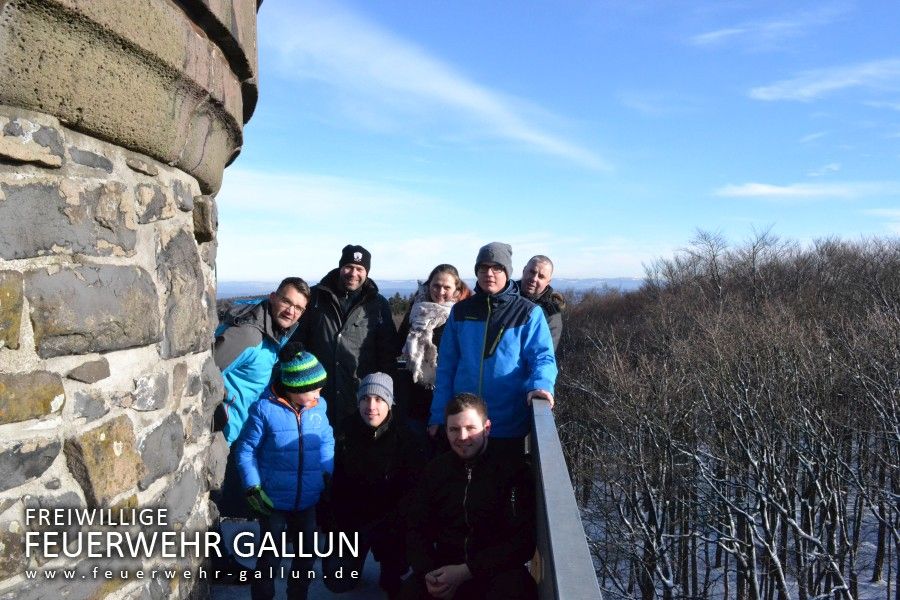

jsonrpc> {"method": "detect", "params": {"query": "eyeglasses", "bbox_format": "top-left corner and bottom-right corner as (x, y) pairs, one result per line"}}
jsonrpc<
(476, 264), (504, 275)
(275, 293), (306, 314)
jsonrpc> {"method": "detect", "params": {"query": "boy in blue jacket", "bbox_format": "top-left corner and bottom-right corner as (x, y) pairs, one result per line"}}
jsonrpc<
(235, 347), (334, 600)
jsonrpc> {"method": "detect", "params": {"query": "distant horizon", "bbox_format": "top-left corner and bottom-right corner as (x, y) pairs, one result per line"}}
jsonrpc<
(216, 276), (644, 299)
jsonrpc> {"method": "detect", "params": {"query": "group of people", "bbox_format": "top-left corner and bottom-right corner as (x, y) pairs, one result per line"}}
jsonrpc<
(211, 242), (565, 600)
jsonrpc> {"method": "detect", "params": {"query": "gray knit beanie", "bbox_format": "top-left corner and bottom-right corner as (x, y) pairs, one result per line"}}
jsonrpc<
(475, 242), (513, 277)
(357, 372), (394, 407)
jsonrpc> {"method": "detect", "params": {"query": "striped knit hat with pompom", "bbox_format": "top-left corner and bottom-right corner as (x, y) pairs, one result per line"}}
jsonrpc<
(280, 350), (327, 393)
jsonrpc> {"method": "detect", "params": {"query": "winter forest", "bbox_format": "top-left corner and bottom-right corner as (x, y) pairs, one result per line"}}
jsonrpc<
(555, 234), (900, 600)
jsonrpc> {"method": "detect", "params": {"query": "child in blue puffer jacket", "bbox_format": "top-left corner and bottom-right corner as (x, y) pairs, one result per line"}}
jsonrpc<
(235, 346), (334, 600)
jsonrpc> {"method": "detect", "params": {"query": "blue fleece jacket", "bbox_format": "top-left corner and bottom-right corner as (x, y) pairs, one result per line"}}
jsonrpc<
(214, 300), (297, 444)
(431, 281), (557, 438)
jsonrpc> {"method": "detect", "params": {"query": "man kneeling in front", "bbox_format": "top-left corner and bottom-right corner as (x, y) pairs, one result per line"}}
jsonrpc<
(402, 393), (537, 599)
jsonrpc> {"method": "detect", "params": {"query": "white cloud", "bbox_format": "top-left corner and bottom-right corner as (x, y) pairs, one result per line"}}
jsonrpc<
(714, 181), (900, 201)
(261, 2), (608, 170)
(807, 162), (841, 177)
(216, 168), (431, 220)
(799, 131), (828, 143)
(750, 58), (900, 101)
(690, 27), (748, 47)
(689, 5), (847, 50)
(865, 100), (900, 111)
(864, 208), (900, 234)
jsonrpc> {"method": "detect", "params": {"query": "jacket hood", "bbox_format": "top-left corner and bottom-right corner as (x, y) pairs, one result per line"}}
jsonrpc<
(473, 279), (516, 301)
(220, 298), (294, 343)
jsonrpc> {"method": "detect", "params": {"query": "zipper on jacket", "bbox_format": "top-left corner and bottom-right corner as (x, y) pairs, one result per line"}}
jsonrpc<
(477, 297), (491, 396)
(294, 409), (304, 511)
(510, 486), (518, 518)
(487, 326), (505, 357)
(463, 466), (473, 565)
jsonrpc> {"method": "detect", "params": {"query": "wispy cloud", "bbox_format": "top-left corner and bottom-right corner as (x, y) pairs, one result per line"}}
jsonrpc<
(864, 208), (900, 233)
(750, 58), (900, 101)
(715, 181), (900, 202)
(689, 5), (847, 50)
(865, 100), (900, 111)
(807, 162), (841, 177)
(261, 2), (608, 170)
(217, 168), (434, 220)
(799, 131), (828, 143)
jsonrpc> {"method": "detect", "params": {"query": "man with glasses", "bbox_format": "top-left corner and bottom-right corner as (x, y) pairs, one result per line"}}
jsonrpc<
(214, 277), (311, 445)
(293, 244), (397, 435)
(429, 242), (557, 458)
(211, 277), (311, 581)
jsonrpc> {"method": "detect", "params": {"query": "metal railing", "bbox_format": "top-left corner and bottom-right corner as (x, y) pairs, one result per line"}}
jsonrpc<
(529, 399), (603, 600)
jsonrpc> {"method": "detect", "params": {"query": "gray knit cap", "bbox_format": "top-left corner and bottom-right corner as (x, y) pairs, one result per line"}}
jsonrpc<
(475, 242), (513, 277)
(357, 372), (394, 407)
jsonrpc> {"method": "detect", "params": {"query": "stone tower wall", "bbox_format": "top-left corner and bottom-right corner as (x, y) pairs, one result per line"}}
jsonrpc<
(0, 1), (260, 597)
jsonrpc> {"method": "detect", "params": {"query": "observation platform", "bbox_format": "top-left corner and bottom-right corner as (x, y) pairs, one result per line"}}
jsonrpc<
(212, 399), (601, 599)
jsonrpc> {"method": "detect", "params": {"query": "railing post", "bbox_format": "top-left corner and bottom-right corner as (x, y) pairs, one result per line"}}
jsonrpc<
(530, 399), (603, 599)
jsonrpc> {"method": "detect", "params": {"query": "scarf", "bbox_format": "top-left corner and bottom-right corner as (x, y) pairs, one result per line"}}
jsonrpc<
(402, 286), (452, 386)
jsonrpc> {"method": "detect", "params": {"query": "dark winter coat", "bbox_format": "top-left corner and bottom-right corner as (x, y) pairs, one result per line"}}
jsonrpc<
(329, 411), (425, 532)
(524, 283), (565, 351)
(405, 443), (536, 580)
(292, 270), (397, 429)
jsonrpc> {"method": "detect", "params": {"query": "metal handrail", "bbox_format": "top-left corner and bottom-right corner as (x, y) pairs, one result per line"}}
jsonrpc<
(530, 399), (603, 600)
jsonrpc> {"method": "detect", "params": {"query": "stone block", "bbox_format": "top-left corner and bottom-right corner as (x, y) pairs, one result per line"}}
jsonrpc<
(126, 155), (159, 176)
(73, 389), (110, 422)
(138, 413), (184, 490)
(156, 467), (200, 524)
(64, 415), (145, 507)
(192, 195), (217, 243)
(135, 183), (175, 224)
(25, 265), (161, 358)
(206, 433), (228, 490)
(157, 231), (207, 358)
(0, 437), (61, 493)
(132, 371), (170, 412)
(0, 181), (136, 260)
(21, 491), (83, 562)
(0, 522), (25, 582)
(200, 356), (224, 425)
(173, 179), (194, 212)
(0, 115), (64, 168)
(67, 357), (111, 383)
(185, 373), (202, 397)
(0, 371), (65, 425)
(0, 270), (23, 349)
(68, 147), (113, 172)
(201, 240), (217, 268)
(173, 362), (188, 405)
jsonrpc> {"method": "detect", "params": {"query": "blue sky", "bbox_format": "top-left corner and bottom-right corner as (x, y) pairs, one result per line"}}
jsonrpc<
(216, 0), (900, 282)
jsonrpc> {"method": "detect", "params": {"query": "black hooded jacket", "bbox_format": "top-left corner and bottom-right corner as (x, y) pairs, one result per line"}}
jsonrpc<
(292, 269), (397, 428)
(405, 442), (536, 580)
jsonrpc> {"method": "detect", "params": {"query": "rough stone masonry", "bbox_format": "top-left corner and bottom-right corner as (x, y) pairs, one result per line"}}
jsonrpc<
(0, 1), (261, 598)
